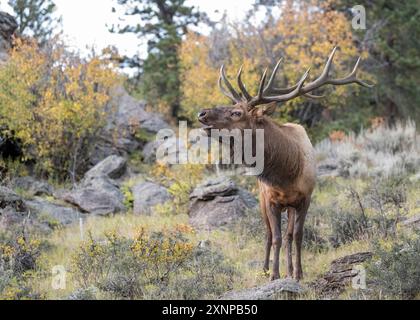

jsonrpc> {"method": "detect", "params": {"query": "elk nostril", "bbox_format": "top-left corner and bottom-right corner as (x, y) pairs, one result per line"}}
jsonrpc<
(198, 111), (207, 119)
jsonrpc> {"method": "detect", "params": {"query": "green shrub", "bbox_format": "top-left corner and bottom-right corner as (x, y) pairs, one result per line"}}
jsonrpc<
(71, 227), (236, 300)
(0, 233), (42, 299)
(328, 209), (370, 248)
(367, 233), (420, 299)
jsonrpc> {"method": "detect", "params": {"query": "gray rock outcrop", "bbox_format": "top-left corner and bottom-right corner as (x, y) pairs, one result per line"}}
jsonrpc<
(132, 182), (171, 215)
(221, 279), (306, 300)
(62, 156), (127, 215)
(91, 86), (169, 164)
(0, 11), (17, 63)
(189, 176), (258, 230)
(12, 176), (53, 197)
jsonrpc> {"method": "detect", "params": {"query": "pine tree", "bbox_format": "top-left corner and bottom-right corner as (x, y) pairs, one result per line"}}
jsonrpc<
(110, 0), (205, 117)
(8, 0), (61, 43)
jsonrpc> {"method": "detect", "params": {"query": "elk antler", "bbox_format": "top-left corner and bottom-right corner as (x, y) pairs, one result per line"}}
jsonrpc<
(218, 47), (374, 111)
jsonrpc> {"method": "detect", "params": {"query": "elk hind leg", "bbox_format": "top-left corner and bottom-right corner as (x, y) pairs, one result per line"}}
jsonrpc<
(285, 207), (295, 278)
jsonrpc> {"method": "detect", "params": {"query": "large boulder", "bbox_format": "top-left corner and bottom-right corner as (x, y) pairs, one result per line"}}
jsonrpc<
(61, 156), (126, 215)
(1, 186), (81, 233)
(91, 86), (169, 164)
(189, 176), (258, 230)
(84, 155), (127, 180)
(63, 177), (125, 216)
(0, 11), (17, 64)
(221, 279), (306, 300)
(12, 176), (53, 197)
(26, 198), (82, 227)
(132, 182), (171, 215)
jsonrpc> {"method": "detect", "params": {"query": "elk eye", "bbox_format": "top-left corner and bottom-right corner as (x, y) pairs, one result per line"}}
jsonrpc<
(231, 111), (242, 117)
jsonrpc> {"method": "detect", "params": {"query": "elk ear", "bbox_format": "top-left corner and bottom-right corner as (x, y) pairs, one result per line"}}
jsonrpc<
(250, 102), (277, 118)
(263, 102), (277, 116)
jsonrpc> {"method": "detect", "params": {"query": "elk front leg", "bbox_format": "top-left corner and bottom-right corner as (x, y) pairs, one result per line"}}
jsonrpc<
(267, 204), (282, 281)
(294, 199), (310, 281)
(260, 190), (271, 274)
(263, 220), (272, 274)
(285, 207), (295, 278)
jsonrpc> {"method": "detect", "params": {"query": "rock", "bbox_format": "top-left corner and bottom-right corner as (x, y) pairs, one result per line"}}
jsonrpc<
(91, 86), (170, 164)
(12, 176), (53, 197)
(63, 177), (125, 216)
(0, 11), (17, 64)
(61, 155), (127, 215)
(0, 186), (27, 212)
(221, 279), (306, 300)
(142, 140), (160, 163)
(142, 136), (180, 164)
(189, 176), (258, 230)
(310, 252), (373, 298)
(400, 214), (420, 229)
(0, 186), (28, 230)
(190, 176), (237, 200)
(84, 155), (127, 180)
(26, 198), (82, 227)
(132, 182), (171, 215)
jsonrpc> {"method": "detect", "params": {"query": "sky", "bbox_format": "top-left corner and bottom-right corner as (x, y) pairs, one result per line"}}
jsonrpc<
(0, 0), (257, 58)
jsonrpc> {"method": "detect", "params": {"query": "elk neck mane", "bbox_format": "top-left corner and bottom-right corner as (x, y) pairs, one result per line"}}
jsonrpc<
(253, 117), (304, 188)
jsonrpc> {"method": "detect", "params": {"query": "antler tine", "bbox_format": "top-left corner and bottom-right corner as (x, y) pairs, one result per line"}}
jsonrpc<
(237, 65), (253, 101)
(264, 58), (283, 93)
(218, 47), (373, 109)
(302, 46), (337, 92)
(219, 65), (242, 103)
(265, 68), (311, 102)
(328, 57), (374, 88)
(218, 74), (237, 103)
(258, 68), (269, 100)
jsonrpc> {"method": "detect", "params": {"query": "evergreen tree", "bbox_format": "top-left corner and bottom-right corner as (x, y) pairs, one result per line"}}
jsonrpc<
(333, 0), (420, 123)
(8, 0), (61, 43)
(110, 0), (205, 117)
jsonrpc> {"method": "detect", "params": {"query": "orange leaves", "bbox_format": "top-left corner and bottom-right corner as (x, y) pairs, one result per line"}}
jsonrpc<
(0, 37), (121, 178)
(179, 0), (370, 122)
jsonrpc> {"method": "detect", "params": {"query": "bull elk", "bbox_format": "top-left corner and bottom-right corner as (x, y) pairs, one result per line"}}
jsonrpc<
(198, 47), (373, 281)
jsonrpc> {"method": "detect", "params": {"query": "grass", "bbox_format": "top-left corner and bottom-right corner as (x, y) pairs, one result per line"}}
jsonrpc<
(33, 207), (373, 299)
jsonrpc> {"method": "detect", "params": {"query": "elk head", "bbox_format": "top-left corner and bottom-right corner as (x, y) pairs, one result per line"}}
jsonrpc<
(198, 47), (373, 132)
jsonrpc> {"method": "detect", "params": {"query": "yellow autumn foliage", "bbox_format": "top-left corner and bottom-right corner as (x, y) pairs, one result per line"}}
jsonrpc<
(0, 38), (121, 179)
(179, 0), (369, 123)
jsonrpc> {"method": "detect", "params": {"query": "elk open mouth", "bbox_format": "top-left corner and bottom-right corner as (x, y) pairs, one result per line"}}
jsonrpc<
(199, 119), (213, 130)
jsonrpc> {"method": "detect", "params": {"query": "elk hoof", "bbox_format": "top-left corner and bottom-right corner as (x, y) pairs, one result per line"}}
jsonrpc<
(293, 273), (303, 282)
(270, 274), (280, 281)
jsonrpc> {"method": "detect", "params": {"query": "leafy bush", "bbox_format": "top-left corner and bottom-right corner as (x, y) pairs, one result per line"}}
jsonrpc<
(0, 38), (120, 180)
(303, 224), (328, 252)
(71, 226), (235, 300)
(312, 175), (409, 248)
(0, 234), (42, 299)
(328, 208), (370, 247)
(367, 233), (420, 299)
